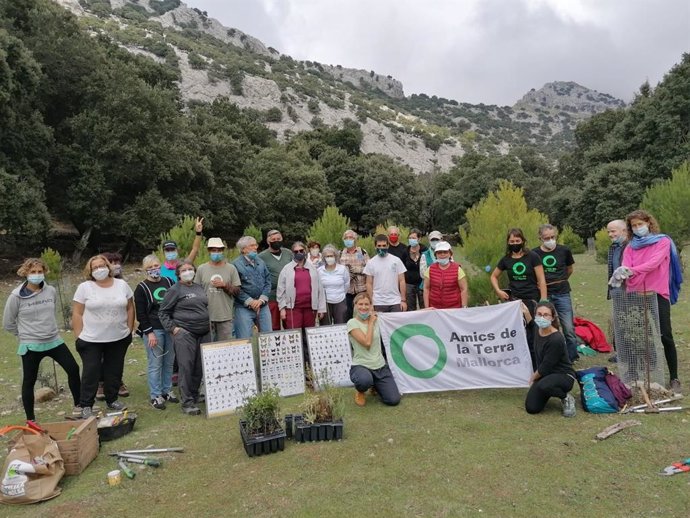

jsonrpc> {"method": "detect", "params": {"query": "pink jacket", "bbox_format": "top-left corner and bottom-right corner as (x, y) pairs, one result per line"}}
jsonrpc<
(622, 237), (671, 299)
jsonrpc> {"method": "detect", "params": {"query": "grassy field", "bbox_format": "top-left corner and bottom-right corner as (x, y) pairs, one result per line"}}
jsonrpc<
(0, 253), (688, 517)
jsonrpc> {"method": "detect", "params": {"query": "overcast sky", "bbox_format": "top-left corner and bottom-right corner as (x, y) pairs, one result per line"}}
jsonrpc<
(188, 0), (690, 106)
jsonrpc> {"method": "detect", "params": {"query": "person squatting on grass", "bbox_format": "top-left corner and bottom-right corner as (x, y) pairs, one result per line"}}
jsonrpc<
(619, 209), (683, 395)
(134, 254), (178, 411)
(72, 255), (134, 418)
(525, 302), (577, 417)
(159, 261), (211, 416)
(3, 258), (82, 421)
(347, 292), (401, 407)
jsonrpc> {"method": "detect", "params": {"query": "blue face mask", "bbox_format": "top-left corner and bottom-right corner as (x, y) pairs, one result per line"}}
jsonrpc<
(358, 311), (370, 320)
(612, 235), (625, 245)
(343, 239), (354, 248)
(210, 252), (224, 262)
(27, 274), (45, 285)
(437, 257), (450, 266)
(247, 251), (258, 260)
(633, 225), (649, 237)
(534, 316), (552, 329)
(165, 251), (178, 261)
(146, 268), (161, 279)
(376, 248), (388, 257)
(408, 238), (419, 247)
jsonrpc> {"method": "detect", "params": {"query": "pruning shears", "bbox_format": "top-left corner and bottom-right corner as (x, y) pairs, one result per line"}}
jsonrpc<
(659, 458), (690, 476)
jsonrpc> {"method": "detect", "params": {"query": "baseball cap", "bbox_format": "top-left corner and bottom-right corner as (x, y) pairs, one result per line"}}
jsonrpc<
(434, 241), (452, 252)
(163, 241), (177, 250)
(429, 231), (443, 240)
(207, 237), (225, 249)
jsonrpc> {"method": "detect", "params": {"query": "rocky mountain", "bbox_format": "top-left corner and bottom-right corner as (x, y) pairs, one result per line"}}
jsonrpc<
(57, 0), (626, 173)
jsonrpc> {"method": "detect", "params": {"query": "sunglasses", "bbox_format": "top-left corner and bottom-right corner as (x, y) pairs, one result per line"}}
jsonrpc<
(293, 249), (305, 253)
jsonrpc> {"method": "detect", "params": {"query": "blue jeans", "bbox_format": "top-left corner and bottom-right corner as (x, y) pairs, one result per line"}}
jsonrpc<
(550, 293), (578, 362)
(144, 329), (175, 399)
(234, 304), (272, 339)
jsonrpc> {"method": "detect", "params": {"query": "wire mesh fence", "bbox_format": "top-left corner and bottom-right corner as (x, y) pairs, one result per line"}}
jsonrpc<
(611, 289), (666, 388)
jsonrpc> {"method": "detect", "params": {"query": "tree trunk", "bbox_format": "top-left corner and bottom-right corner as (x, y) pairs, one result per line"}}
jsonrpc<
(72, 226), (92, 264)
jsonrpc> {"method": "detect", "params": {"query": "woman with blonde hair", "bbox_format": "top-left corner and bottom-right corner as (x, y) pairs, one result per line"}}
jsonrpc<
(134, 254), (177, 410)
(72, 255), (134, 418)
(3, 258), (82, 421)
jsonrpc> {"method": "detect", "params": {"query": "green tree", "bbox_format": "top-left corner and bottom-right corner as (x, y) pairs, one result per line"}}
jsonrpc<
(307, 206), (351, 249)
(594, 227), (610, 264)
(641, 161), (690, 250)
(559, 225), (585, 254)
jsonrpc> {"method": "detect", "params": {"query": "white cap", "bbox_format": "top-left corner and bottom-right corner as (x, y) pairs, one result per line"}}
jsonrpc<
(429, 230), (443, 240)
(207, 237), (225, 249)
(434, 241), (452, 253)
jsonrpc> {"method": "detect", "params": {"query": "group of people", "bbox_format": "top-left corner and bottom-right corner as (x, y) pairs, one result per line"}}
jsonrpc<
(2, 209), (681, 422)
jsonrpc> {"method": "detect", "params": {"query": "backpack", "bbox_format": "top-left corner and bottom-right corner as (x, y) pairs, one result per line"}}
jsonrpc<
(605, 369), (632, 408)
(575, 367), (619, 413)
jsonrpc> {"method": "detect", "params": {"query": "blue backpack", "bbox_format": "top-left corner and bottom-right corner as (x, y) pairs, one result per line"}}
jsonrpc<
(576, 367), (619, 413)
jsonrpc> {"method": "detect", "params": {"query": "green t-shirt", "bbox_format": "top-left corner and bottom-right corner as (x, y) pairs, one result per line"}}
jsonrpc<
(194, 262), (241, 322)
(347, 318), (386, 370)
(258, 248), (293, 301)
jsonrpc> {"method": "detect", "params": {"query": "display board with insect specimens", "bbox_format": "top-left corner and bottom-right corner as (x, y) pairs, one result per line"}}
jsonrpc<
(257, 329), (305, 396)
(305, 324), (353, 388)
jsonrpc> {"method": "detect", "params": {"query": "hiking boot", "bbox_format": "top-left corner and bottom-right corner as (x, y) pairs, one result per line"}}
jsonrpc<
(118, 383), (130, 397)
(354, 390), (366, 407)
(163, 392), (179, 404)
(95, 382), (105, 401)
(72, 406), (83, 419)
(107, 400), (127, 411)
(181, 404), (201, 416)
(670, 379), (682, 396)
(81, 406), (93, 419)
(151, 396), (166, 410)
(561, 394), (576, 418)
(608, 354), (618, 363)
(195, 393), (205, 404)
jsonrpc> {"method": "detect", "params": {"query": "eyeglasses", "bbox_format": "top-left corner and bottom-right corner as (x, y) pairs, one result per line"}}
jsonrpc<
(293, 249), (305, 253)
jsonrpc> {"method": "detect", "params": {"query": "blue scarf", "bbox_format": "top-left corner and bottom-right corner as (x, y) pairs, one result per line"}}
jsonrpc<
(630, 233), (683, 304)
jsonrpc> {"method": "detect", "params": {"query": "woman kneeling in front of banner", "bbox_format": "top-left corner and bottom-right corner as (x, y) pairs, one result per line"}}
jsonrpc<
(348, 292), (401, 407)
(525, 302), (576, 417)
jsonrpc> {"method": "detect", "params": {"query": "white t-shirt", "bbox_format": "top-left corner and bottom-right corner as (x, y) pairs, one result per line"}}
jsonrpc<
(363, 254), (407, 305)
(318, 264), (350, 304)
(73, 279), (133, 342)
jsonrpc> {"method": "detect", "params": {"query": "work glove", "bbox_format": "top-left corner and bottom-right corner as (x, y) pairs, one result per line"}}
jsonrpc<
(608, 266), (633, 288)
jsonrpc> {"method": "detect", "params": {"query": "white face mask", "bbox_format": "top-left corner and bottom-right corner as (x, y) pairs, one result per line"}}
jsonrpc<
(543, 239), (557, 250)
(324, 256), (336, 266)
(180, 270), (195, 282)
(310, 248), (320, 257)
(92, 267), (109, 281)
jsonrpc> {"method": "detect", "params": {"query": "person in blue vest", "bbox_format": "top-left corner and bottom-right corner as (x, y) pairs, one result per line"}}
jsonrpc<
(160, 217), (204, 282)
(532, 224), (578, 363)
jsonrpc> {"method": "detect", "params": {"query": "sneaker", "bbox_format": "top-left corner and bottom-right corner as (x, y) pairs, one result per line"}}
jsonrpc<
(151, 396), (166, 410)
(181, 405), (201, 416)
(107, 400), (128, 411)
(95, 382), (105, 401)
(670, 379), (682, 396)
(561, 394), (576, 418)
(81, 406), (93, 419)
(163, 392), (179, 404)
(608, 354), (618, 363)
(354, 390), (366, 407)
(118, 383), (130, 397)
(195, 394), (205, 404)
(72, 406), (83, 419)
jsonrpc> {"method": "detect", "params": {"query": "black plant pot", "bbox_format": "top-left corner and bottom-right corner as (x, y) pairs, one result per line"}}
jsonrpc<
(239, 420), (286, 457)
(291, 414), (344, 443)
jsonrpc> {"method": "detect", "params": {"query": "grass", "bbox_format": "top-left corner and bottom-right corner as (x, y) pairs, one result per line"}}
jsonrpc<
(0, 253), (688, 517)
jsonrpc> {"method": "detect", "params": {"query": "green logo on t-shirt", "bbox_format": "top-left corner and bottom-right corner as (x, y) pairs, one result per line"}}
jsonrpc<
(512, 262), (526, 276)
(153, 287), (168, 301)
(542, 255), (557, 269)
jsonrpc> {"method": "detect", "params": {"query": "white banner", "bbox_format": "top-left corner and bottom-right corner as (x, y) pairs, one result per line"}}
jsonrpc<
(378, 301), (532, 394)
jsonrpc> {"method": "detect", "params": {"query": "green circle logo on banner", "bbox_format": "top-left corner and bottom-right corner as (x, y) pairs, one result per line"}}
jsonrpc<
(389, 324), (447, 378)
(512, 262), (527, 276)
(542, 255), (557, 268)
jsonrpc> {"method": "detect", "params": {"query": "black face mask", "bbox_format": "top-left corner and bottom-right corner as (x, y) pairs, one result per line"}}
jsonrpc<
(508, 243), (523, 253)
(269, 240), (283, 251)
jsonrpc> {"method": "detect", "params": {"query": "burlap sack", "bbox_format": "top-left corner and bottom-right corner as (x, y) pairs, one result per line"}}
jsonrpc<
(0, 432), (64, 505)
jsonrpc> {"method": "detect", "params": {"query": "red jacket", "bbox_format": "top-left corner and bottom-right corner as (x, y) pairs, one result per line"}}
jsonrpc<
(573, 317), (612, 353)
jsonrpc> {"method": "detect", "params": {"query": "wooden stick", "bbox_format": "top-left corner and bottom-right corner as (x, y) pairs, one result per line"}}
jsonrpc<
(639, 385), (655, 410)
(595, 420), (641, 440)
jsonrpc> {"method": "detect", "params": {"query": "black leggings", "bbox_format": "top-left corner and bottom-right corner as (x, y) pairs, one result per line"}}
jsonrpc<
(657, 294), (678, 380)
(525, 373), (574, 414)
(21, 343), (81, 421)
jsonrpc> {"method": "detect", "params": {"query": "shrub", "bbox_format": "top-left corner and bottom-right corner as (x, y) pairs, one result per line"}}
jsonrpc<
(40, 248), (62, 282)
(307, 98), (320, 114)
(242, 223), (263, 245)
(307, 207), (351, 250)
(594, 227), (610, 264)
(241, 387), (282, 436)
(264, 107), (282, 122)
(188, 52), (207, 70)
(559, 225), (586, 254)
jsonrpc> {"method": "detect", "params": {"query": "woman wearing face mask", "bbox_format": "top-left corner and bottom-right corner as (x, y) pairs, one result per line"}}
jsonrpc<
(348, 293), (401, 407)
(134, 255), (177, 410)
(420, 230), (443, 279)
(277, 242), (327, 331)
(72, 255), (134, 418)
(160, 217), (204, 282)
(159, 261), (211, 416)
(317, 245), (350, 325)
(423, 241), (469, 309)
(340, 229), (369, 320)
(620, 210), (683, 395)
(307, 240), (323, 269)
(525, 302), (576, 417)
(403, 229), (428, 310)
(3, 258), (82, 421)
